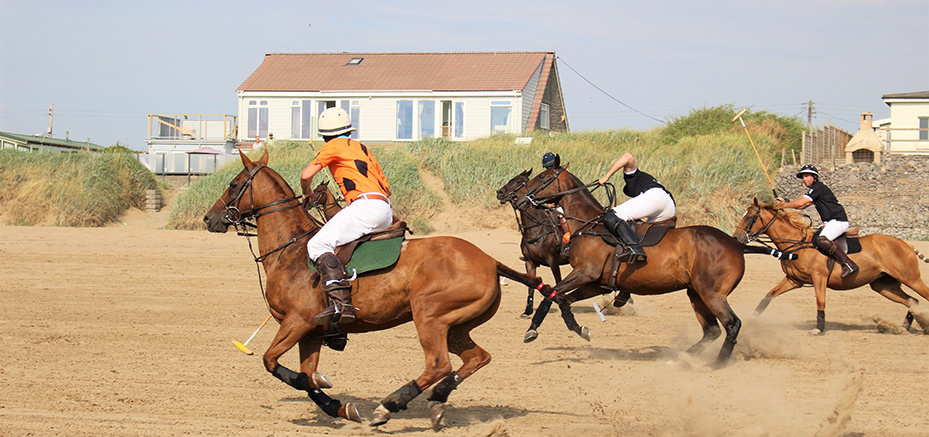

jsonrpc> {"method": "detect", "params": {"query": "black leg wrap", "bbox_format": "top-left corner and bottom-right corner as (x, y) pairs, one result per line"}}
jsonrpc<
(381, 380), (422, 413)
(530, 297), (552, 330)
(427, 372), (462, 404)
(307, 389), (343, 417)
(271, 364), (310, 391)
(816, 310), (826, 332)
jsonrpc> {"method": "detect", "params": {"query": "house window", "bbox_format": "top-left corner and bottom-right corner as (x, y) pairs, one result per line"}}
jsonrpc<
(349, 100), (360, 140)
(396, 100), (413, 140)
(418, 101), (435, 138)
(490, 100), (512, 135)
(454, 102), (465, 139)
(247, 100), (268, 140)
(540, 103), (550, 130)
(920, 117), (928, 141)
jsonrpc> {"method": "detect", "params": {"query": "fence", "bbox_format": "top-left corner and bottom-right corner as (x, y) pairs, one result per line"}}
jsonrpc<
(801, 123), (853, 165)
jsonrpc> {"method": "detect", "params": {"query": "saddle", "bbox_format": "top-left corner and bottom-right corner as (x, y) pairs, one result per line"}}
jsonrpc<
(813, 227), (862, 255)
(308, 220), (410, 276)
(604, 216), (677, 290)
(600, 216), (677, 248)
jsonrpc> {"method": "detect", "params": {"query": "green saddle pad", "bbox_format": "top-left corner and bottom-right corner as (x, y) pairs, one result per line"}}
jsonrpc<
(308, 236), (404, 276)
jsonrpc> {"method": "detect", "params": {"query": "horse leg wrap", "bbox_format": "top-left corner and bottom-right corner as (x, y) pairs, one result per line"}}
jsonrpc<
(816, 310), (826, 332)
(307, 389), (343, 417)
(427, 372), (462, 404)
(530, 298), (553, 330)
(381, 380), (422, 413)
(272, 364), (310, 391)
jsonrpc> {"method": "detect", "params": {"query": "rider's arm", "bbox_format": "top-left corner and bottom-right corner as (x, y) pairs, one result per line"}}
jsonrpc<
(598, 152), (637, 185)
(300, 162), (323, 198)
(775, 195), (812, 210)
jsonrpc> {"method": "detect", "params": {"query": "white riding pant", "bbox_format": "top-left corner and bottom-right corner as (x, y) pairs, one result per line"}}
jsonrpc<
(306, 196), (393, 262)
(610, 187), (676, 223)
(819, 219), (849, 241)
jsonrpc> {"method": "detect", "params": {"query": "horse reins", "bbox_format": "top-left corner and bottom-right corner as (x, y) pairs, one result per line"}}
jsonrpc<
(739, 205), (814, 255)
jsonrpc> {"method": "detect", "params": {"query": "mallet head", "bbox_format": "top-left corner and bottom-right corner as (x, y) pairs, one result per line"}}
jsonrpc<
(731, 108), (748, 122)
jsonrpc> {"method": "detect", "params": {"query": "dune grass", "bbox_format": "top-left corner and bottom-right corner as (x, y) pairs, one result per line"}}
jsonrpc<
(0, 149), (160, 226)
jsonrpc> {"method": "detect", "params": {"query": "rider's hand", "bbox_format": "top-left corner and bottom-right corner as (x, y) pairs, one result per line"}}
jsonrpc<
(598, 176), (608, 185)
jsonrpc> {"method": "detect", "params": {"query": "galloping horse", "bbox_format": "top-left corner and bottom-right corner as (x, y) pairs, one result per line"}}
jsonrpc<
(496, 169), (570, 316)
(733, 197), (929, 333)
(203, 151), (555, 429)
(516, 164), (746, 367)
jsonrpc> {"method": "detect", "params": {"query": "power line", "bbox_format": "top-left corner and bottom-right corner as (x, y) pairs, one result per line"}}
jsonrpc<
(556, 56), (667, 125)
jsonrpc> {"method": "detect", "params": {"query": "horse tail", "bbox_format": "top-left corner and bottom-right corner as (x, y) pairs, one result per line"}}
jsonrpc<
(913, 245), (929, 263)
(496, 262), (557, 299)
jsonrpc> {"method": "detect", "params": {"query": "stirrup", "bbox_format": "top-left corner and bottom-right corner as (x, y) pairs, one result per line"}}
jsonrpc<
(840, 263), (857, 279)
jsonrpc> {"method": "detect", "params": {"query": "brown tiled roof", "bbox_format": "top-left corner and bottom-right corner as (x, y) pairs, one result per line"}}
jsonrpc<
(237, 52), (553, 92)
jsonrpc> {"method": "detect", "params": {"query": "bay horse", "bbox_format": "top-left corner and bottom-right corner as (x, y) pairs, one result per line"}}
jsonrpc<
(496, 169), (570, 316)
(515, 164), (746, 367)
(203, 151), (555, 429)
(305, 180), (342, 222)
(733, 197), (929, 333)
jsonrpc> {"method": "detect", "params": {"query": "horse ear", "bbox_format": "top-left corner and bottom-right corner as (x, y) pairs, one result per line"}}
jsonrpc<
(522, 168), (532, 177)
(258, 149), (269, 165)
(554, 154), (561, 167)
(239, 150), (253, 167)
(752, 196), (759, 206)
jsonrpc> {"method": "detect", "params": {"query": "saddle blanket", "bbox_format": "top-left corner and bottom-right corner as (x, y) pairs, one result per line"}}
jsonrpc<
(308, 236), (405, 276)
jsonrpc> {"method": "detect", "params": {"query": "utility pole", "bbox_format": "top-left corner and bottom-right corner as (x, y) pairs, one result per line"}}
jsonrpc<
(803, 100), (815, 128)
(47, 103), (54, 138)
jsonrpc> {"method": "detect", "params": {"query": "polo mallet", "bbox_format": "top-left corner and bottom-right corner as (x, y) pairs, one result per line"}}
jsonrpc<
(732, 108), (779, 198)
(232, 314), (272, 355)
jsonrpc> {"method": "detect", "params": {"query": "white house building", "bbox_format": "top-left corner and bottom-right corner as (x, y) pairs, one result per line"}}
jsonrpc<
(878, 90), (929, 155)
(236, 51), (569, 144)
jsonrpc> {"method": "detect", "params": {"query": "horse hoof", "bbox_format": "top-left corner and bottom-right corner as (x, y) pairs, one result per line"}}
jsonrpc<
(428, 401), (445, 430)
(579, 326), (591, 342)
(369, 405), (391, 427)
(339, 402), (362, 423)
(520, 312), (531, 319)
(311, 372), (333, 389)
(523, 329), (539, 343)
(807, 328), (824, 336)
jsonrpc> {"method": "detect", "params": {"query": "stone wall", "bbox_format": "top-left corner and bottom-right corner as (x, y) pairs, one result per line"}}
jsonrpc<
(776, 155), (929, 241)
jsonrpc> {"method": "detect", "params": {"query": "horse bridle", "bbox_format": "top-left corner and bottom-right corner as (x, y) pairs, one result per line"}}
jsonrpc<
(501, 175), (564, 244)
(738, 205), (813, 254)
(222, 164), (315, 262)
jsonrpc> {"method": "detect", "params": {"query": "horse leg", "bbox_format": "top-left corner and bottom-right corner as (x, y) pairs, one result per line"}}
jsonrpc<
(755, 277), (802, 316)
(524, 285), (592, 343)
(685, 288), (721, 356)
(425, 325), (493, 430)
(370, 316), (459, 427)
(298, 337), (361, 422)
(522, 259), (538, 317)
(869, 275), (920, 330)
(689, 276), (742, 368)
(811, 275), (829, 334)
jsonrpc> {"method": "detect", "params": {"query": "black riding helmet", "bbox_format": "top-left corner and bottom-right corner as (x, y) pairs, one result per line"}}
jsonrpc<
(542, 152), (557, 168)
(796, 164), (819, 179)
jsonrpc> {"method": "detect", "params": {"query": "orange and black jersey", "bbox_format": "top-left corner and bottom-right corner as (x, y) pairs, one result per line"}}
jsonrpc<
(312, 137), (390, 204)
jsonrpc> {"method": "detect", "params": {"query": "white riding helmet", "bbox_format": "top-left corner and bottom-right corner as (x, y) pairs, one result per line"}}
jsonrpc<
(318, 107), (355, 136)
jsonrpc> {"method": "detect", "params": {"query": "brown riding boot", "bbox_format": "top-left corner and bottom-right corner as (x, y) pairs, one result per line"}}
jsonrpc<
(814, 236), (858, 279)
(311, 253), (356, 326)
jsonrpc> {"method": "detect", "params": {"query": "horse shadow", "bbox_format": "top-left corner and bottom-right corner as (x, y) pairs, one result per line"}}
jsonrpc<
(279, 393), (568, 432)
(538, 345), (677, 364)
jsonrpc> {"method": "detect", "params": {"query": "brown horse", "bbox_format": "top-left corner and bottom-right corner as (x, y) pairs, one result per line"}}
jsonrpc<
(733, 197), (929, 333)
(496, 169), (570, 316)
(517, 164), (746, 367)
(203, 151), (555, 429)
(305, 180), (343, 222)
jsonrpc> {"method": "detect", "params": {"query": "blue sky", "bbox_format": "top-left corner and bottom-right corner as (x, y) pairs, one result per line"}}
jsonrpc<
(1, 1), (926, 151)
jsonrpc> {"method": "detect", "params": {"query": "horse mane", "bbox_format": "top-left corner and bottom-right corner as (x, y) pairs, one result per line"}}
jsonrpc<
(761, 201), (813, 231)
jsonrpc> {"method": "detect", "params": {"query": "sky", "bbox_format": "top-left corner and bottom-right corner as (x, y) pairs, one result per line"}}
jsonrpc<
(1, 1), (927, 151)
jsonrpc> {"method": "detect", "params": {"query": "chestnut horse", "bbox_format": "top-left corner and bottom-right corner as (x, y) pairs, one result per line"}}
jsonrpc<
(496, 169), (570, 316)
(305, 180), (342, 222)
(733, 197), (929, 333)
(515, 164), (746, 367)
(203, 151), (554, 429)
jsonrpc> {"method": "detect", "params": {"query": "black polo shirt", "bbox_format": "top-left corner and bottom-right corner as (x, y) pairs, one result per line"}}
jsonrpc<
(623, 169), (674, 202)
(804, 180), (848, 222)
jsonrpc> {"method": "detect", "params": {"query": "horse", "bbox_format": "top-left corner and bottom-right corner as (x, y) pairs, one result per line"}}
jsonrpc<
(496, 169), (570, 316)
(203, 150), (556, 429)
(514, 164), (746, 367)
(305, 180), (343, 222)
(733, 197), (929, 333)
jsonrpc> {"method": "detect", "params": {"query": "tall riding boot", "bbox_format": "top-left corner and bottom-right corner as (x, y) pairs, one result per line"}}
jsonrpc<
(603, 211), (646, 263)
(311, 253), (356, 326)
(815, 236), (858, 279)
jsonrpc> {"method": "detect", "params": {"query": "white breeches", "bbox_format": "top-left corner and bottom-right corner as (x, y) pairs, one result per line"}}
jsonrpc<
(819, 219), (850, 241)
(306, 197), (393, 262)
(610, 188), (676, 223)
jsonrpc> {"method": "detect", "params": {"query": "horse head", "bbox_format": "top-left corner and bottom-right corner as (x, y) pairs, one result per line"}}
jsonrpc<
(203, 150), (268, 233)
(732, 196), (778, 244)
(496, 169), (532, 205)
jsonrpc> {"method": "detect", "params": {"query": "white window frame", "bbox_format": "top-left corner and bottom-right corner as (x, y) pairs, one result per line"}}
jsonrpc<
(540, 103), (550, 130)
